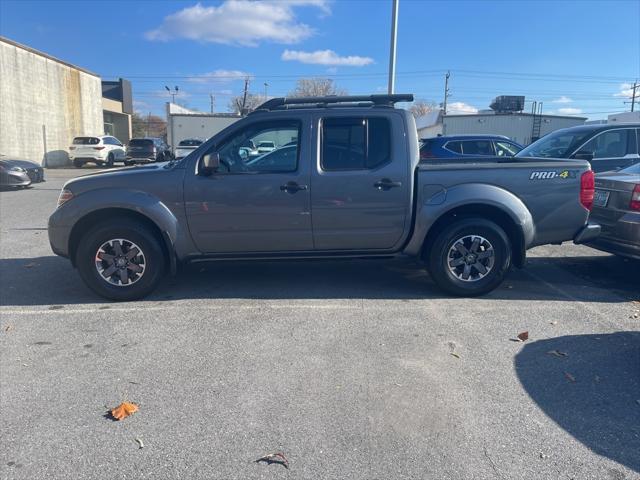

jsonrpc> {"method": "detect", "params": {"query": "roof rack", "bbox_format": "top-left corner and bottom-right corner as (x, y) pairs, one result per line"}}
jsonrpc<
(255, 94), (414, 112)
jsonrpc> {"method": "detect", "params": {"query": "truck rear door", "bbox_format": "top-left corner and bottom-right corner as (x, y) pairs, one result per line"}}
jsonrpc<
(311, 113), (410, 250)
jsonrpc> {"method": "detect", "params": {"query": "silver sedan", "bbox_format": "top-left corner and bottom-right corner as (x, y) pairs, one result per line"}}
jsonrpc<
(587, 163), (640, 259)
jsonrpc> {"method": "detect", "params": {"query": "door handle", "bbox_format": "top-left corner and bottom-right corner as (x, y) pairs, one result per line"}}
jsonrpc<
(374, 178), (402, 190)
(280, 181), (308, 193)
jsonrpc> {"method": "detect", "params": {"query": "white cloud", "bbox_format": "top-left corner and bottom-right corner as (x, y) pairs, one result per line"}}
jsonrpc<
(614, 83), (635, 98)
(281, 49), (373, 67)
(145, 0), (329, 46)
(447, 102), (478, 114)
(557, 107), (583, 115)
(552, 96), (573, 104)
(188, 69), (252, 84)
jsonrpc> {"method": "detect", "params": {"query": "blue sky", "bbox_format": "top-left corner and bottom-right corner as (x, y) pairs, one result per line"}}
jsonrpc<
(1, 0), (638, 119)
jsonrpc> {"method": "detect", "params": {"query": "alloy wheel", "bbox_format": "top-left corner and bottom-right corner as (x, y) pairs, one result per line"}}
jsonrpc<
(95, 239), (146, 287)
(447, 235), (495, 282)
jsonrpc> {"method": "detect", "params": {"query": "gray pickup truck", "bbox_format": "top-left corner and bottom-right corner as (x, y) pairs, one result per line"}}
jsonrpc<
(48, 94), (600, 301)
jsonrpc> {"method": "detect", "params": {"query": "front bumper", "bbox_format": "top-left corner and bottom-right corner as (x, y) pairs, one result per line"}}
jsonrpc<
(48, 209), (70, 258)
(2, 171), (31, 186)
(573, 223), (601, 244)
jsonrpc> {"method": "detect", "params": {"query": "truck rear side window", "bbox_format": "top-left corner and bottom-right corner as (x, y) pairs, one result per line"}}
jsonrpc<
(321, 117), (391, 171)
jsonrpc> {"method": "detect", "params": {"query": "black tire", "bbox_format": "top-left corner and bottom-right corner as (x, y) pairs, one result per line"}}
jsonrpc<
(106, 153), (114, 168)
(427, 218), (511, 297)
(73, 159), (83, 168)
(76, 220), (165, 301)
(124, 160), (133, 167)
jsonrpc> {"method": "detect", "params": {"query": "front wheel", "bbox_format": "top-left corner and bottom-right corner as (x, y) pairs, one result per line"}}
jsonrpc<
(427, 218), (511, 297)
(76, 220), (165, 301)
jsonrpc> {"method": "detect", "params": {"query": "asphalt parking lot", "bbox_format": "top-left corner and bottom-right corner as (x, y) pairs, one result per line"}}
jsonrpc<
(1, 169), (639, 480)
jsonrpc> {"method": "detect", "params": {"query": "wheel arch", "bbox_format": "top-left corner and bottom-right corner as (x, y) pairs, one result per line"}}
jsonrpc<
(68, 208), (175, 273)
(420, 203), (528, 268)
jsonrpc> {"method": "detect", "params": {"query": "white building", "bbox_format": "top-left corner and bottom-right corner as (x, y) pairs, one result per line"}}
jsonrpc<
(417, 110), (587, 145)
(166, 103), (240, 151)
(607, 111), (640, 124)
(0, 36), (104, 166)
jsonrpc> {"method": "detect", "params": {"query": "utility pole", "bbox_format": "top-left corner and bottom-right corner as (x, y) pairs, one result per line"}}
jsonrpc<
(631, 81), (638, 112)
(387, 0), (399, 94)
(443, 70), (450, 115)
(210, 94), (215, 114)
(240, 77), (250, 116)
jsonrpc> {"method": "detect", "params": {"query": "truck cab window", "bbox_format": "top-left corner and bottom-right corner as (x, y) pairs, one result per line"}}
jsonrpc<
(215, 121), (300, 173)
(321, 117), (391, 171)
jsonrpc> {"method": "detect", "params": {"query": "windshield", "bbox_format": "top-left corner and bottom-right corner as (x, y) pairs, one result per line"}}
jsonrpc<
(620, 163), (640, 174)
(517, 129), (593, 158)
(178, 139), (203, 147)
(73, 137), (100, 145)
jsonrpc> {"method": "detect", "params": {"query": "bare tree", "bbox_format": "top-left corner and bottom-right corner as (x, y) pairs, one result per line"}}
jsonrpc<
(227, 93), (263, 115)
(409, 99), (438, 118)
(289, 78), (347, 97)
(132, 112), (166, 138)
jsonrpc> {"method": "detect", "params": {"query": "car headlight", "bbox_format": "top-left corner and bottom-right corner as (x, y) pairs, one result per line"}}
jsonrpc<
(10, 166), (26, 172)
(57, 189), (74, 208)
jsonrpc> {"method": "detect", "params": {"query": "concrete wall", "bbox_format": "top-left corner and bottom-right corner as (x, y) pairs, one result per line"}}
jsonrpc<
(0, 38), (103, 166)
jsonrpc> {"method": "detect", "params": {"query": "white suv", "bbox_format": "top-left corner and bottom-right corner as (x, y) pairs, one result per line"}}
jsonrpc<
(69, 135), (126, 168)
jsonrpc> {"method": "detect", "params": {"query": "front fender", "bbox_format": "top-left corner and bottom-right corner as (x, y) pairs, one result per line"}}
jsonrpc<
(48, 188), (183, 259)
(404, 183), (535, 256)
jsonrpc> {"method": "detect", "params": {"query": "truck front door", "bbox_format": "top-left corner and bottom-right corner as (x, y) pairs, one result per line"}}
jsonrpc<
(184, 118), (313, 253)
(311, 114), (410, 250)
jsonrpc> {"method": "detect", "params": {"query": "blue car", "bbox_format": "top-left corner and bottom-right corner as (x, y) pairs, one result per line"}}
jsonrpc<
(420, 135), (524, 160)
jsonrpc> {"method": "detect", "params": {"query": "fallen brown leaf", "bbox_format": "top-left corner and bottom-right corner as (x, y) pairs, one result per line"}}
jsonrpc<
(256, 452), (289, 469)
(450, 352), (460, 359)
(546, 350), (568, 358)
(564, 372), (576, 383)
(135, 438), (144, 449)
(517, 331), (529, 342)
(4, 325), (12, 332)
(109, 402), (138, 421)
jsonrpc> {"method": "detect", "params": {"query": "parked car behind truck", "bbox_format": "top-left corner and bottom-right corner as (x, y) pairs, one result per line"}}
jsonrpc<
(587, 163), (640, 259)
(516, 123), (640, 172)
(125, 138), (172, 165)
(48, 94), (600, 301)
(70, 135), (126, 168)
(420, 135), (523, 160)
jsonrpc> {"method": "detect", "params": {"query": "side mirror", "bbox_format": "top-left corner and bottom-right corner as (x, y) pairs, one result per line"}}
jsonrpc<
(573, 150), (594, 161)
(200, 152), (220, 176)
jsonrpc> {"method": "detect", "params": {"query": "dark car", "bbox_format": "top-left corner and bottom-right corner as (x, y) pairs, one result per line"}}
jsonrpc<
(125, 138), (172, 166)
(0, 158), (44, 187)
(516, 124), (640, 173)
(420, 135), (523, 160)
(586, 163), (640, 259)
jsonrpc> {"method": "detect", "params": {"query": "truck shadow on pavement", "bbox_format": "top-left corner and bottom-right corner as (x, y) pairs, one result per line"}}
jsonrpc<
(0, 254), (635, 306)
(515, 332), (640, 474)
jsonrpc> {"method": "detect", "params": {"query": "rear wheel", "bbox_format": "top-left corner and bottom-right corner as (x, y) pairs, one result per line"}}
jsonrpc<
(427, 218), (511, 296)
(106, 153), (114, 167)
(124, 160), (133, 166)
(76, 220), (165, 301)
(73, 159), (83, 168)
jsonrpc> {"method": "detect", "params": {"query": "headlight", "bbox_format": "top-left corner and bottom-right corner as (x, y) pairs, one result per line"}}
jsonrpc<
(57, 189), (74, 208)
(10, 166), (26, 172)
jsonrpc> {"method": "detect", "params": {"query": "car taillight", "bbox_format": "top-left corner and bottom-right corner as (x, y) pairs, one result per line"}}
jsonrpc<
(57, 189), (74, 208)
(630, 184), (640, 211)
(69, 146), (76, 150)
(580, 170), (595, 211)
(93, 146), (105, 150)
